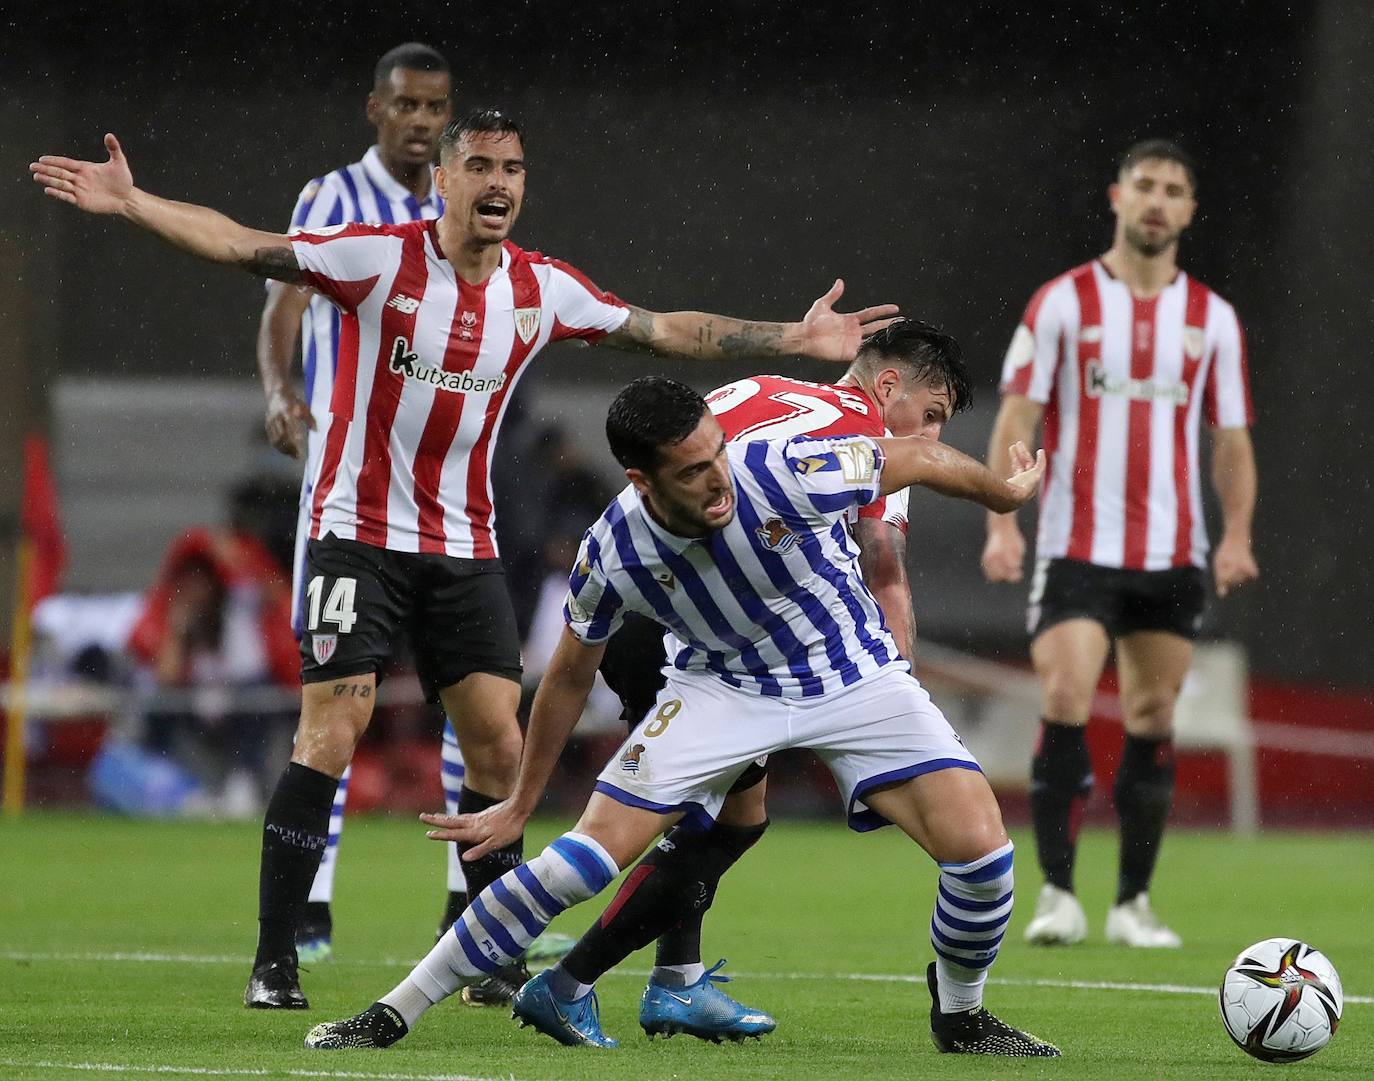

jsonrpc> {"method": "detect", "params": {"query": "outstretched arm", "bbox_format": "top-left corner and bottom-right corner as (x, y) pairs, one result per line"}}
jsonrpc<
(601, 279), (899, 364)
(30, 133), (302, 282)
(875, 435), (1044, 513)
(421, 627), (606, 860)
(981, 394), (1045, 583)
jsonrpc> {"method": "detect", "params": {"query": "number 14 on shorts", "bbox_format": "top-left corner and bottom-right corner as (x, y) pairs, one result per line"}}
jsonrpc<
(305, 576), (359, 633)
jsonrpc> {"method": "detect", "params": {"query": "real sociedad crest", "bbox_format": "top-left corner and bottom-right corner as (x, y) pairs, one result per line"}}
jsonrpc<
(756, 517), (798, 553)
(514, 307), (541, 344)
(312, 634), (338, 665)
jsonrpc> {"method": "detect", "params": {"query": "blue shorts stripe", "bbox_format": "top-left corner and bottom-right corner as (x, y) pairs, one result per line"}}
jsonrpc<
(513, 864), (563, 919)
(469, 895), (522, 959)
(491, 878), (543, 939)
(593, 781), (716, 832)
(454, 922), (501, 974)
(549, 836), (614, 894)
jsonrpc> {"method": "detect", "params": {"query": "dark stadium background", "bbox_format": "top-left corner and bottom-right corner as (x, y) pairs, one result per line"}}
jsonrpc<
(3, 0), (1371, 688)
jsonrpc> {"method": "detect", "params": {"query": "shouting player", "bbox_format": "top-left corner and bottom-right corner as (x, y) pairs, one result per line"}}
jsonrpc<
(303, 375), (1059, 1057)
(31, 110), (899, 1011)
(981, 139), (1258, 948)
(539, 318), (971, 1040)
(255, 40), (478, 973)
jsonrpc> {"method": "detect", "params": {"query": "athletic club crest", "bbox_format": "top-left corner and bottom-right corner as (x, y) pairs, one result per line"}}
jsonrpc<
(756, 517), (798, 553)
(312, 634), (338, 665)
(620, 743), (647, 774)
(1183, 325), (1206, 359)
(513, 307), (541, 344)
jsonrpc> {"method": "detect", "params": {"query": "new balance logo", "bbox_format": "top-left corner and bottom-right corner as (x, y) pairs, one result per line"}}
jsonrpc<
(386, 294), (421, 314)
(387, 336), (507, 394)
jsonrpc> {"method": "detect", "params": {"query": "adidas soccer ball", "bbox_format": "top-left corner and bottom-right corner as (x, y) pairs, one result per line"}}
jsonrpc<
(1219, 938), (1342, 1063)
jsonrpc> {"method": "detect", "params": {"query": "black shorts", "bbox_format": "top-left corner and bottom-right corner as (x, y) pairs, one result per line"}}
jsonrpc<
(600, 611), (768, 795)
(298, 534), (522, 701)
(1028, 557), (1206, 641)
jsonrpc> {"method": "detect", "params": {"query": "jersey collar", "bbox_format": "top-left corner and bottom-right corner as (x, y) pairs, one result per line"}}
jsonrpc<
(633, 486), (707, 554)
(361, 146), (439, 208)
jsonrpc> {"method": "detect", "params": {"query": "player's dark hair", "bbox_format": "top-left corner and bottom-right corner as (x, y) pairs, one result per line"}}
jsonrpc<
(1118, 138), (1198, 193)
(374, 43), (449, 88)
(851, 317), (972, 415)
(606, 377), (708, 472)
(439, 108), (524, 160)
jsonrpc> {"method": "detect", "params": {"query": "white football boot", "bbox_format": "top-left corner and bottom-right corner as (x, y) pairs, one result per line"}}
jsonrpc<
(1023, 883), (1088, 945)
(1105, 893), (1182, 948)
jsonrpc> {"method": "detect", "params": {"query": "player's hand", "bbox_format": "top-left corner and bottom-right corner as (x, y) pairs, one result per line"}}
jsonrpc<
(798, 279), (900, 363)
(264, 387), (315, 460)
(30, 133), (135, 214)
(421, 801), (530, 861)
(1212, 534), (1259, 598)
(1003, 441), (1045, 507)
(981, 525), (1026, 583)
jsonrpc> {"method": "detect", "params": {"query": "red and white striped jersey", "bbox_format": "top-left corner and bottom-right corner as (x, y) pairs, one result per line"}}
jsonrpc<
(1001, 260), (1252, 571)
(289, 219), (630, 557)
(704, 375), (908, 532)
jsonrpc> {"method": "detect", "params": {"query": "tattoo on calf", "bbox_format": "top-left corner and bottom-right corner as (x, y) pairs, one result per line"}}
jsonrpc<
(244, 245), (304, 283)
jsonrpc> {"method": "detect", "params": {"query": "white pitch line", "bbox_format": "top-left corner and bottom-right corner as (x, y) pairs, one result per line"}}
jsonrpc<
(0, 1062), (526, 1081)
(4, 949), (1369, 1005)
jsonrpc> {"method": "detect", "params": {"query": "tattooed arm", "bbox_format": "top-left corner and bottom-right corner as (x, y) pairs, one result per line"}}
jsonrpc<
(31, 133), (303, 282)
(600, 279), (900, 364)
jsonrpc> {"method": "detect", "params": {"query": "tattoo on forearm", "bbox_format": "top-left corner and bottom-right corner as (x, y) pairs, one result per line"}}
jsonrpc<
(718, 321), (785, 357)
(244, 245), (304, 283)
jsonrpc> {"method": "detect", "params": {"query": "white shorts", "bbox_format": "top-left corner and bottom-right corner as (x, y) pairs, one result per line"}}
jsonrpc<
(594, 664), (980, 832)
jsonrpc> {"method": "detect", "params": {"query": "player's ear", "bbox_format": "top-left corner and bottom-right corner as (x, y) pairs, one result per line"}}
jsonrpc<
(366, 92), (381, 127)
(434, 164), (448, 199)
(1108, 181), (1122, 214)
(625, 467), (650, 496)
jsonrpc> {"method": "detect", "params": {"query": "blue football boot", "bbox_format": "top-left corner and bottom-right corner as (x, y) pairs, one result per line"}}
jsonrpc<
(639, 959), (777, 1042)
(511, 969), (619, 1048)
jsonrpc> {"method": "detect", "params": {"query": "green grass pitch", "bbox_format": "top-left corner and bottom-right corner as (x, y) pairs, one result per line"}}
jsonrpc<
(1, 812), (1369, 1080)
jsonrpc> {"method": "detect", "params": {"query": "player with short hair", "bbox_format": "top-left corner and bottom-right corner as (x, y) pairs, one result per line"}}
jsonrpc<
(31, 111), (899, 1011)
(303, 375), (1060, 1057)
(981, 138), (1258, 948)
(546, 318), (971, 1041)
(255, 39), (475, 974)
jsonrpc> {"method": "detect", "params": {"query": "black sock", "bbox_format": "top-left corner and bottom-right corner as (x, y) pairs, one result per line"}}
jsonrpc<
(456, 786), (523, 909)
(1114, 734), (1175, 904)
(1029, 721), (1093, 893)
(255, 762), (338, 968)
(561, 820), (768, 984)
(299, 901), (332, 936)
(438, 889), (468, 936)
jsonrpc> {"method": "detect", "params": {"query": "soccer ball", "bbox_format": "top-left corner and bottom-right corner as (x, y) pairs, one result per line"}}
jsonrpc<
(1219, 938), (1343, 1063)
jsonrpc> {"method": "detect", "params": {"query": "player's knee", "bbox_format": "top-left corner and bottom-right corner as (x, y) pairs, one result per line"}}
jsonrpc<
(1041, 676), (1093, 724)
(1126, 695), (1175, 736)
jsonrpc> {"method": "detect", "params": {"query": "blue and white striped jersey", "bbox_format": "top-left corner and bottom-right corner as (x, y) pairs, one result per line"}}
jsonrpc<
(285, 146), (444, 471)
(564, 434), (906, 698)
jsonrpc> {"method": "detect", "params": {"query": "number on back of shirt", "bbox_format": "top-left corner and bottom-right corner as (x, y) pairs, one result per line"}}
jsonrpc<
(305, 576), (358, 633)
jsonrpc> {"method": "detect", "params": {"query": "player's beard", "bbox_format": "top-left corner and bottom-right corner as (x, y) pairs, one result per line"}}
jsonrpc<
(1124, 222), (1179, 258)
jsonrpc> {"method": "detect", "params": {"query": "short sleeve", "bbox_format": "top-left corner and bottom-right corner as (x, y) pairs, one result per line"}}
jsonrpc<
(858, 485), (909, 533)
(1204, 301), (1254, 429)
(545, 259), (631, 343)
(288, 223), (391, 313)
(563, 531), (625, 644)
(1000, 278), (1065, 403)
(771, 434), (885, 520)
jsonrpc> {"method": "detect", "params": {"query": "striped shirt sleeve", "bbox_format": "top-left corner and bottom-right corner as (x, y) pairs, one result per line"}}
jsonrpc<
(288, 222), (391, 313)
(774, 434), (886, 520)
(563, 529), (625, 644)
(1000, 277), (1065, 403)
(545, 260), (631, 343)
(1203, 299), (1254, 428)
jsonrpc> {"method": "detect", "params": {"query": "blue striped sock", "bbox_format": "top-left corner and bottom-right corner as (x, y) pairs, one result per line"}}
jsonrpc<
(396, 832), (619, 1008)
(306, 765), (350, 904)
(931, 841), (1014, 1012)
(440, 719), (467, 894)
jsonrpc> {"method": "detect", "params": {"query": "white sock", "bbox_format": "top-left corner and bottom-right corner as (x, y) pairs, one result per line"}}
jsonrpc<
(306, 765), (349, 903)
(653, 962), (706, 988)
(379, 976), (437, 1029)
(404, 832), (619, 1007)
(931, 842), (1015, 1013)
(440, 719), (468, 894)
